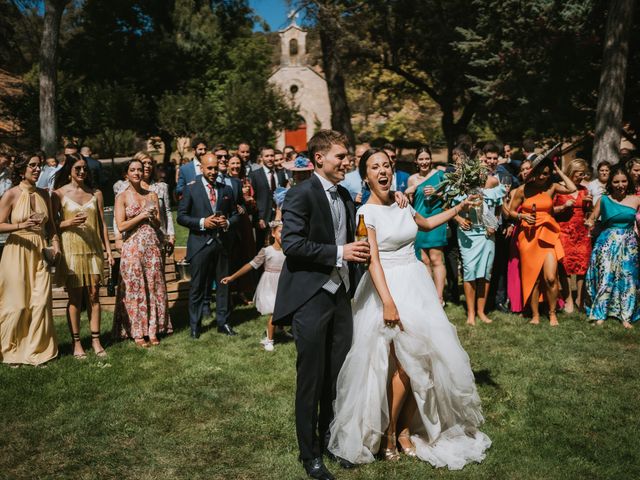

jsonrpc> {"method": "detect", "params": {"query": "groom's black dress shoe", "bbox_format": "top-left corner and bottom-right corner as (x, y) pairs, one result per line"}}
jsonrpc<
(217, 324), (237, 336)
(325, 451), (356, 469)
(302, 457), (335, 480)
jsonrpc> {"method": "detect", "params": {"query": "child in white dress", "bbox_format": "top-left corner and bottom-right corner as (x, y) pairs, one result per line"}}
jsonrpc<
(222, 221), (285, 351)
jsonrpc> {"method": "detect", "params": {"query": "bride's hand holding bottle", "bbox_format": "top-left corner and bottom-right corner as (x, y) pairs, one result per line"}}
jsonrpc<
(383, 300), (403, 331)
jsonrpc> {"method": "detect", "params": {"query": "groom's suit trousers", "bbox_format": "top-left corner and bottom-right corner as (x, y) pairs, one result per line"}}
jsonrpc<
(292, 285), (353, 461)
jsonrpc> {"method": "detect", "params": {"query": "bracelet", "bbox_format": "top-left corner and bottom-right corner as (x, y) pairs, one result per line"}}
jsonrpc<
(517, 213), (522, 221)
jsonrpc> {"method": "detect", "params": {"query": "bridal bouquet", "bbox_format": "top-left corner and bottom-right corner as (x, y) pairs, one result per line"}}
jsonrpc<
(434, 153), (488, 207)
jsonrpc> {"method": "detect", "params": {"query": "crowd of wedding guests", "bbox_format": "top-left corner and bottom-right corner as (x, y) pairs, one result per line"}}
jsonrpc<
(0, 133), (639, 366)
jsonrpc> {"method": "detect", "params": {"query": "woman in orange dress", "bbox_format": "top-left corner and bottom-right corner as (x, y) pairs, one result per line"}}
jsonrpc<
(507, 157), (576, 326)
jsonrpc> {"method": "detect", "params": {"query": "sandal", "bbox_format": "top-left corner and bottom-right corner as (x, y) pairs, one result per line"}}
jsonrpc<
(398, 432), (417, 457)
(380, 434), (400, 461)
(134, 337), (149, 348)
(91, 331), (107, 357)
(72, 332), (87, 360)
(149, 336), (160, 346)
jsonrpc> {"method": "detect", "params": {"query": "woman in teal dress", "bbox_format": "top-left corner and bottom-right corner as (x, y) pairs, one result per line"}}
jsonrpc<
(455, 176), (506, 326)
(405, 146), (447, 303)
(585, 166), (640, 328)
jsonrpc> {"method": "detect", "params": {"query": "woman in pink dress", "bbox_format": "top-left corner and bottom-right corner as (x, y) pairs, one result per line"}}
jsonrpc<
(505, 160), (532, 313)
(112, 159), (172, 347)
(553, 159), (593, 312)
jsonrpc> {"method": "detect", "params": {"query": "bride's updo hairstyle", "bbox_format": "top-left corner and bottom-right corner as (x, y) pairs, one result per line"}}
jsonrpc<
(358, 148), (391, 187)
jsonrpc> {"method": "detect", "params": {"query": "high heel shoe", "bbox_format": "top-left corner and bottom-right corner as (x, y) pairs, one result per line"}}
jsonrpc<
(397, 432), (417, 457)
(380, 434), (401, 461)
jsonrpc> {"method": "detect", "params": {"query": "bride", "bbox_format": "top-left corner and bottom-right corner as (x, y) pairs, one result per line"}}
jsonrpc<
(328, 149), (491, 470)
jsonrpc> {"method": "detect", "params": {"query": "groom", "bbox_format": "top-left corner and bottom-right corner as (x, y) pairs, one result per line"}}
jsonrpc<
(273, 130), (370, 480)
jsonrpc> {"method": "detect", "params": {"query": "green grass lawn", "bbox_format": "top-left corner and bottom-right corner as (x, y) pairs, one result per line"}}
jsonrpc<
(1, 305), (638, 480)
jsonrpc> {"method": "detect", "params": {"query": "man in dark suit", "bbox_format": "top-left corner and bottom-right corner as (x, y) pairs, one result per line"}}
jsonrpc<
(249, 146), (288, 249)
(177, 152), (239, 338)
(238, 141), (261, 175)
(176, 138), (207, 198)
(273, 130), (370, 480)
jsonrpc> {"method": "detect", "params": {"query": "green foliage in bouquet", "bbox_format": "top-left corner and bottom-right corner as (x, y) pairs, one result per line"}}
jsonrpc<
(434, 154), (488, 207)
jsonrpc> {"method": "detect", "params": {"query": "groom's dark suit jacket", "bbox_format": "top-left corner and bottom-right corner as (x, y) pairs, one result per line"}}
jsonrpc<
(273, 174), (357, 324)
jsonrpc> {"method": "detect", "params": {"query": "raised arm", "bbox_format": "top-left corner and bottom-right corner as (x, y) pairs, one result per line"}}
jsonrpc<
(414, 198), (471, 231)
(552, 163), (577, 195)
(0, 189), (40, 233)
(115, 192), (148, 233)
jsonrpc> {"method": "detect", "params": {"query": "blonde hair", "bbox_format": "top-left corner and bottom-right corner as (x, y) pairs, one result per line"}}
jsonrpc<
(133, 151), (153, 163)
(563, 158), (589, 179)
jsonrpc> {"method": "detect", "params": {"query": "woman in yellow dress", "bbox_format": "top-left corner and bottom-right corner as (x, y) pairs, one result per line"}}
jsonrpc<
(53, 154), (114, 358)
(0, 152), (60, 366)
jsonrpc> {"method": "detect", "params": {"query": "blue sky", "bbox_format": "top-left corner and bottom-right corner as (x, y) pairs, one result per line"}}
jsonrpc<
(249, 0), (291, 31)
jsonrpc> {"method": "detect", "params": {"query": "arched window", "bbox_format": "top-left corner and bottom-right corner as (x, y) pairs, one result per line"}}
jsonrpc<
(289, 38), (299, 56)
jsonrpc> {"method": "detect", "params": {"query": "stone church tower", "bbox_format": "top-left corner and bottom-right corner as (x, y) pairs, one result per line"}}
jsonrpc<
(268, 18), (331, 152)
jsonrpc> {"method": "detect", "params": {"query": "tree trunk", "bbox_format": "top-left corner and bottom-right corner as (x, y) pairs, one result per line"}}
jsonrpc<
(317, 6), (356, 148)
(592, 0), (636, 168)
(39, 0), (67, 157)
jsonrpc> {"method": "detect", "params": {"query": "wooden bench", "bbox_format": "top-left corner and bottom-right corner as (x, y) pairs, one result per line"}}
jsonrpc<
(51, 233), (190, 316)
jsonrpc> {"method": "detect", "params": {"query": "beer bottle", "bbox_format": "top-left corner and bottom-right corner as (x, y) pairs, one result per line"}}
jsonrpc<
(531, 203), (537, 230)
(356, 214), (369, 268)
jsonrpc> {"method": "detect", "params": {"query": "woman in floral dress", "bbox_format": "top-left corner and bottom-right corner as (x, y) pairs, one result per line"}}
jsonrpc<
(585, 166), (640, 328)
(112, 159), (172, 346)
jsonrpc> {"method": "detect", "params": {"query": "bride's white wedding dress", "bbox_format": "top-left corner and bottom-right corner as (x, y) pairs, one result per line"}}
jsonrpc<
(328, 203), (491, 470)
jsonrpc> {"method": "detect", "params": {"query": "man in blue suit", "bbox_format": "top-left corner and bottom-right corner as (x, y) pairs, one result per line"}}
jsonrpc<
(176, 138), (208, 198)
(177, 152), (239, 338)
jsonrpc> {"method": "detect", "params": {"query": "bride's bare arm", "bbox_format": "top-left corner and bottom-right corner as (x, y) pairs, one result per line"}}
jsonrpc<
(366, 226), (403, 330)
(414, 196), (474, 231)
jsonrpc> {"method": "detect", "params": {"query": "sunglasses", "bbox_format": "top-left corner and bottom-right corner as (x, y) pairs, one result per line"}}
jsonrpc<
(27, 163), (42, 169)
(216, 154), (229, 160)
(74, 166), (88, 172)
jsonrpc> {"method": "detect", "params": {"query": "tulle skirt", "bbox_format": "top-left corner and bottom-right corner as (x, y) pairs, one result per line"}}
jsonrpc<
(328, 257), (491, 469)
(254, 271), (280, 315)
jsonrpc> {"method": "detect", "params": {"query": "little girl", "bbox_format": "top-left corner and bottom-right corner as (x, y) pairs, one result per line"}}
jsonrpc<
(221, 220), (285, 351)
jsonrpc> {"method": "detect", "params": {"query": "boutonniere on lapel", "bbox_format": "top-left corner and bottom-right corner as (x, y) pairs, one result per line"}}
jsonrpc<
(222, 195), (231, 201)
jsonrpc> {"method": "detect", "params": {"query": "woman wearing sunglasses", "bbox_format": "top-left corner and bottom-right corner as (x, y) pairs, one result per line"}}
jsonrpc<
(52, 153), (114, 358)
(0, 152), (60, 365)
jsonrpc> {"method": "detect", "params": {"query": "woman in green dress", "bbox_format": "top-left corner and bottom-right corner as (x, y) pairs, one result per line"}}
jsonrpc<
(405, 146), (447, 304)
